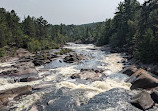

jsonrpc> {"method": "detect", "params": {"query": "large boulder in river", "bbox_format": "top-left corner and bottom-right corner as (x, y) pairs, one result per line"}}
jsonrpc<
(15, 48), (32, 58)
(32, 52), (57, 66)
(130, 91), (154, 110)
(71, 69), (103, 81)
(120, 65), (138, 76)
(151, 88), (158, 103)
(63, 53), (83, 63)
(126, 69), (158, 90)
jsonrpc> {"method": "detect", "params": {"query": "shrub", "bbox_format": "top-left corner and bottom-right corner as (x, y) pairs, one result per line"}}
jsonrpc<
(0, 48), (6, 57)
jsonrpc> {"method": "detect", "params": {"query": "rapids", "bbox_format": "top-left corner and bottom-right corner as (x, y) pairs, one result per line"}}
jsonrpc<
(0, 43), (136, 111)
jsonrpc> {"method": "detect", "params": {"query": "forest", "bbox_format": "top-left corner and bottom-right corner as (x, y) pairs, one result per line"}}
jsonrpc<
(0, 0), (158, 63)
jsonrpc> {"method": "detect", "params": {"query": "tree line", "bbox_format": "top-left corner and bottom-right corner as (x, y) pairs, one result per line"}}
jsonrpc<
(0, 9), (67, 55)
(65, 0), (158, 64)
(0, 0), (158, 64)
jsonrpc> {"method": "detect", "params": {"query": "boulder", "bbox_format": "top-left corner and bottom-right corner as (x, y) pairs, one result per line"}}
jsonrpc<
(71, 69), (102, 81)
(63, 53), (83, 63)
(19, 76), (41, 82)
(33, 59), (45, 66)
(151, 89), (158, 103)
(15, 48), (32, 58)
(29, 105), (38, 111)
(130, 91), (154, 110)
(126, 69), (158, 90)
(120, 65), (138, 76)
(32, 52), (57, 66)
(32, 53), (57, 66)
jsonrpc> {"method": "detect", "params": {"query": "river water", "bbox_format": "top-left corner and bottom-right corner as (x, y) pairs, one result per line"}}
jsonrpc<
(35, 43), (136, 111)
(1, 43), (140, 111)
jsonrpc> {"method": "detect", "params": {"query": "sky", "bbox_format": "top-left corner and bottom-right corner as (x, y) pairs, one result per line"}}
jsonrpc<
(0, 0), (145, 25)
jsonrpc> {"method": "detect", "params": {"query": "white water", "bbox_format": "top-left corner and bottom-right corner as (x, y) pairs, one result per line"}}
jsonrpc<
(0, 43), (131, 111)
(55, 43), (131, 99)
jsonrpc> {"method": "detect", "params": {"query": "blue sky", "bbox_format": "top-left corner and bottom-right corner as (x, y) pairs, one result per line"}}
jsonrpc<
(0, 0), (145, 25)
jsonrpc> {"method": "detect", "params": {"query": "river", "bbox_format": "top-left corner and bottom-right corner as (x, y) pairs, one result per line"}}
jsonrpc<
(0, 43), (142, 111)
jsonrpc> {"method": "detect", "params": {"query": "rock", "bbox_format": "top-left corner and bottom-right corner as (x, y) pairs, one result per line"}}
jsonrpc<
(32, 52), (57, 66)
(33, 84), (54, 91)
(47, 100), (55, 105)
(78, 88), (141, 111)
(15, 48), (32, 58)
(33, 59), (45, 66)
(0, 62), (37, 76)
(120, 65), (138, 76)
(70, 73), (80, 79)
(36, 87), (143, 111)
(18, 56), (34, 62)
(70, 69), (102, 81)
(0, 69), (18, 76)
(0, 85), (32, 105)
(151, 89), (158, 103)
(126, 69), (158, 89)
(130, 91), (154, 110)
(19, 76), (40, 82)
(29, 105), (38, 111)
(137, 64), (158, 76)
(63, 53), (83, 63)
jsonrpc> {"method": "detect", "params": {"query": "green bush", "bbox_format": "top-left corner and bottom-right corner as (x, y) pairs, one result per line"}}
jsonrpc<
(27, 39), (41, 52)
(55, 48), (72, 55)
(0, 48), (6, 57)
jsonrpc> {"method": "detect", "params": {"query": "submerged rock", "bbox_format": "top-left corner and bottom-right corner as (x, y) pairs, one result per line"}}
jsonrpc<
(78, 88), (141, 111)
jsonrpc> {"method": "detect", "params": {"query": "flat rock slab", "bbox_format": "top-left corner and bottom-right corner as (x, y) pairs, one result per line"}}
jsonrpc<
(0, 85), (32, 106)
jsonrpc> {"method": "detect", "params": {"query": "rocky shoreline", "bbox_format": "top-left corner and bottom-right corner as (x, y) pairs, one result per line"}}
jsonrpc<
(0, 43), (158, 111)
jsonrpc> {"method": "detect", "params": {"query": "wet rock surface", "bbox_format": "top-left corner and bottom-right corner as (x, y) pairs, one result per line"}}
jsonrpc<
(37, 88), (142, 111)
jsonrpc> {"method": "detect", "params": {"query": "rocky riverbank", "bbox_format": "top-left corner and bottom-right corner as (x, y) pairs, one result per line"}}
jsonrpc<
(0, 43), (157, 111)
